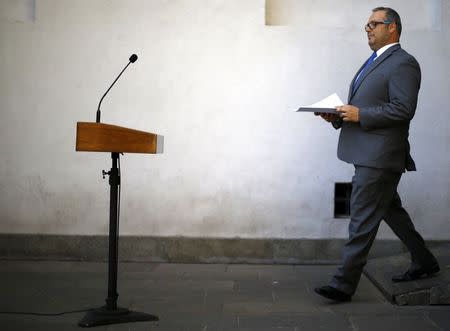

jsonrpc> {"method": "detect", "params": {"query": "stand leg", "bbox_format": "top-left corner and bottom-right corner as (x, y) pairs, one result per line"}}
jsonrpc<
(79, 152), (159, 327)
(79, 307), (158, 327)
(106, 152), (119, 310)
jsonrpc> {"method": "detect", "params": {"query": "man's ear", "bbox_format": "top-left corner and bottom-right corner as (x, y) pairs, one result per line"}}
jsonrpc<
(388, 22), (397, 34)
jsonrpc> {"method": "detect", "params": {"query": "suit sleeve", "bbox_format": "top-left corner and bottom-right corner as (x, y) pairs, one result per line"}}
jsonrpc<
(358, 57), (421, 131)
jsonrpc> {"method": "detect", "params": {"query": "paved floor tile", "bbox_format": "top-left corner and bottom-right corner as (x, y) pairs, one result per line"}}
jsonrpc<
(350, 314), (442, 331)
(426, 311), (450, 331)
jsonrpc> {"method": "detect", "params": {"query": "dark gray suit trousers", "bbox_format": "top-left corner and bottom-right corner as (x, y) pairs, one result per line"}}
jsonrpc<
(329, 166), (436, 295)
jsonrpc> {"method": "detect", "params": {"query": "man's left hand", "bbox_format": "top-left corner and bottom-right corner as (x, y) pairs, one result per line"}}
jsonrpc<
(336, 105), (360, 122)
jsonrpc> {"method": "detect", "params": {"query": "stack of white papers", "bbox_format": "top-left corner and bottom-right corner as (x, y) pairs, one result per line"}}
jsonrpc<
(296, 93), (344, 114)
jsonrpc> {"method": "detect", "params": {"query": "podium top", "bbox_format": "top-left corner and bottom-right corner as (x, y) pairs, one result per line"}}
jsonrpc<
(76, 122), (163, 154)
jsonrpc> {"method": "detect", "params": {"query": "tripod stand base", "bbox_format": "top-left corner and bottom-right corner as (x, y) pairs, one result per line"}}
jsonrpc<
(78, 306), (159, 327)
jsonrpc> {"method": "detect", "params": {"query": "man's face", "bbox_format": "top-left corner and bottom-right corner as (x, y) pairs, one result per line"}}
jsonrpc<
(366, 10), (392, 51)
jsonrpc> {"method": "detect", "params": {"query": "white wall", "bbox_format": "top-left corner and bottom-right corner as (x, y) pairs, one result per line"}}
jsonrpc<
(0, 0), (449, 239)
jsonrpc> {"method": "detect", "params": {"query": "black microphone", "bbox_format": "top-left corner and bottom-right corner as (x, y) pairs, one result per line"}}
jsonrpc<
(96, 54), (138, 123)
(129, 54), (138, 63)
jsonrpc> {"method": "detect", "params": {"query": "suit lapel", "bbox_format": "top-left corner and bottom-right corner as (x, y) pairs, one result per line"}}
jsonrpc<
(348, 62), (366, 102)
(349, 44), (401, 101)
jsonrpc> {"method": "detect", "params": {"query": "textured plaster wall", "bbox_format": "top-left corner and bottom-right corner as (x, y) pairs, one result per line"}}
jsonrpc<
(0, 0), (449, 239)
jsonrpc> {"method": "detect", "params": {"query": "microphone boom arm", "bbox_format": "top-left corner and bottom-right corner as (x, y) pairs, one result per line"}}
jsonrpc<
(96, 60), (132, 123)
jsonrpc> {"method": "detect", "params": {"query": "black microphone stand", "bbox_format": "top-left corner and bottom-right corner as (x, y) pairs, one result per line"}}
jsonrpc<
(96, 54), (138, 123)
(78, 152), (158, 327)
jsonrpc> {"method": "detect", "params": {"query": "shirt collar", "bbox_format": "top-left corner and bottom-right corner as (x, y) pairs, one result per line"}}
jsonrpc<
(375, 42), (399, 59)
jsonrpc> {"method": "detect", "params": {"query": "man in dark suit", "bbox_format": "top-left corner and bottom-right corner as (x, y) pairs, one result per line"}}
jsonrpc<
(314, 7), (440, 302)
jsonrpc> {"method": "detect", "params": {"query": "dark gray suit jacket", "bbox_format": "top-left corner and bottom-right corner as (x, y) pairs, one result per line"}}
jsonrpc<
(335, 44), (421, 172)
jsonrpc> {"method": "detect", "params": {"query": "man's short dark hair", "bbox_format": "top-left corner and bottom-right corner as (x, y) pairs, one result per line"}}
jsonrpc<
(373, 7), (402, 36)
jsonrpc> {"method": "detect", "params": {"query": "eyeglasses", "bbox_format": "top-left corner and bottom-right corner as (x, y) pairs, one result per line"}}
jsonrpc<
(364, 20), (392, 31)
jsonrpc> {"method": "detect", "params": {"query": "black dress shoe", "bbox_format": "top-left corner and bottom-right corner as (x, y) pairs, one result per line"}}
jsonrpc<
(314, 285), (352, 302)
(392, 264), (440, 283)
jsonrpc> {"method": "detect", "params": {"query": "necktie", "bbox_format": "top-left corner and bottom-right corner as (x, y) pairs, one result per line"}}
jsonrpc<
(352, 52), (377, 92)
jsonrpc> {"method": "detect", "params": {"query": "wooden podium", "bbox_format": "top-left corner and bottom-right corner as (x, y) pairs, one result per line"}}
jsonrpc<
(75, 122), (163, 327)
(76, 122), (164, 154)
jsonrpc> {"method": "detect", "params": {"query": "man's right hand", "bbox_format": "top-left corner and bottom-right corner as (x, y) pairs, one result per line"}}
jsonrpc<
(314, 112), (340, 122)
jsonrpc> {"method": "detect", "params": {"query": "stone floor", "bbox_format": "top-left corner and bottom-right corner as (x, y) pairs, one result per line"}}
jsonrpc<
(0, 260), (449, 331)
